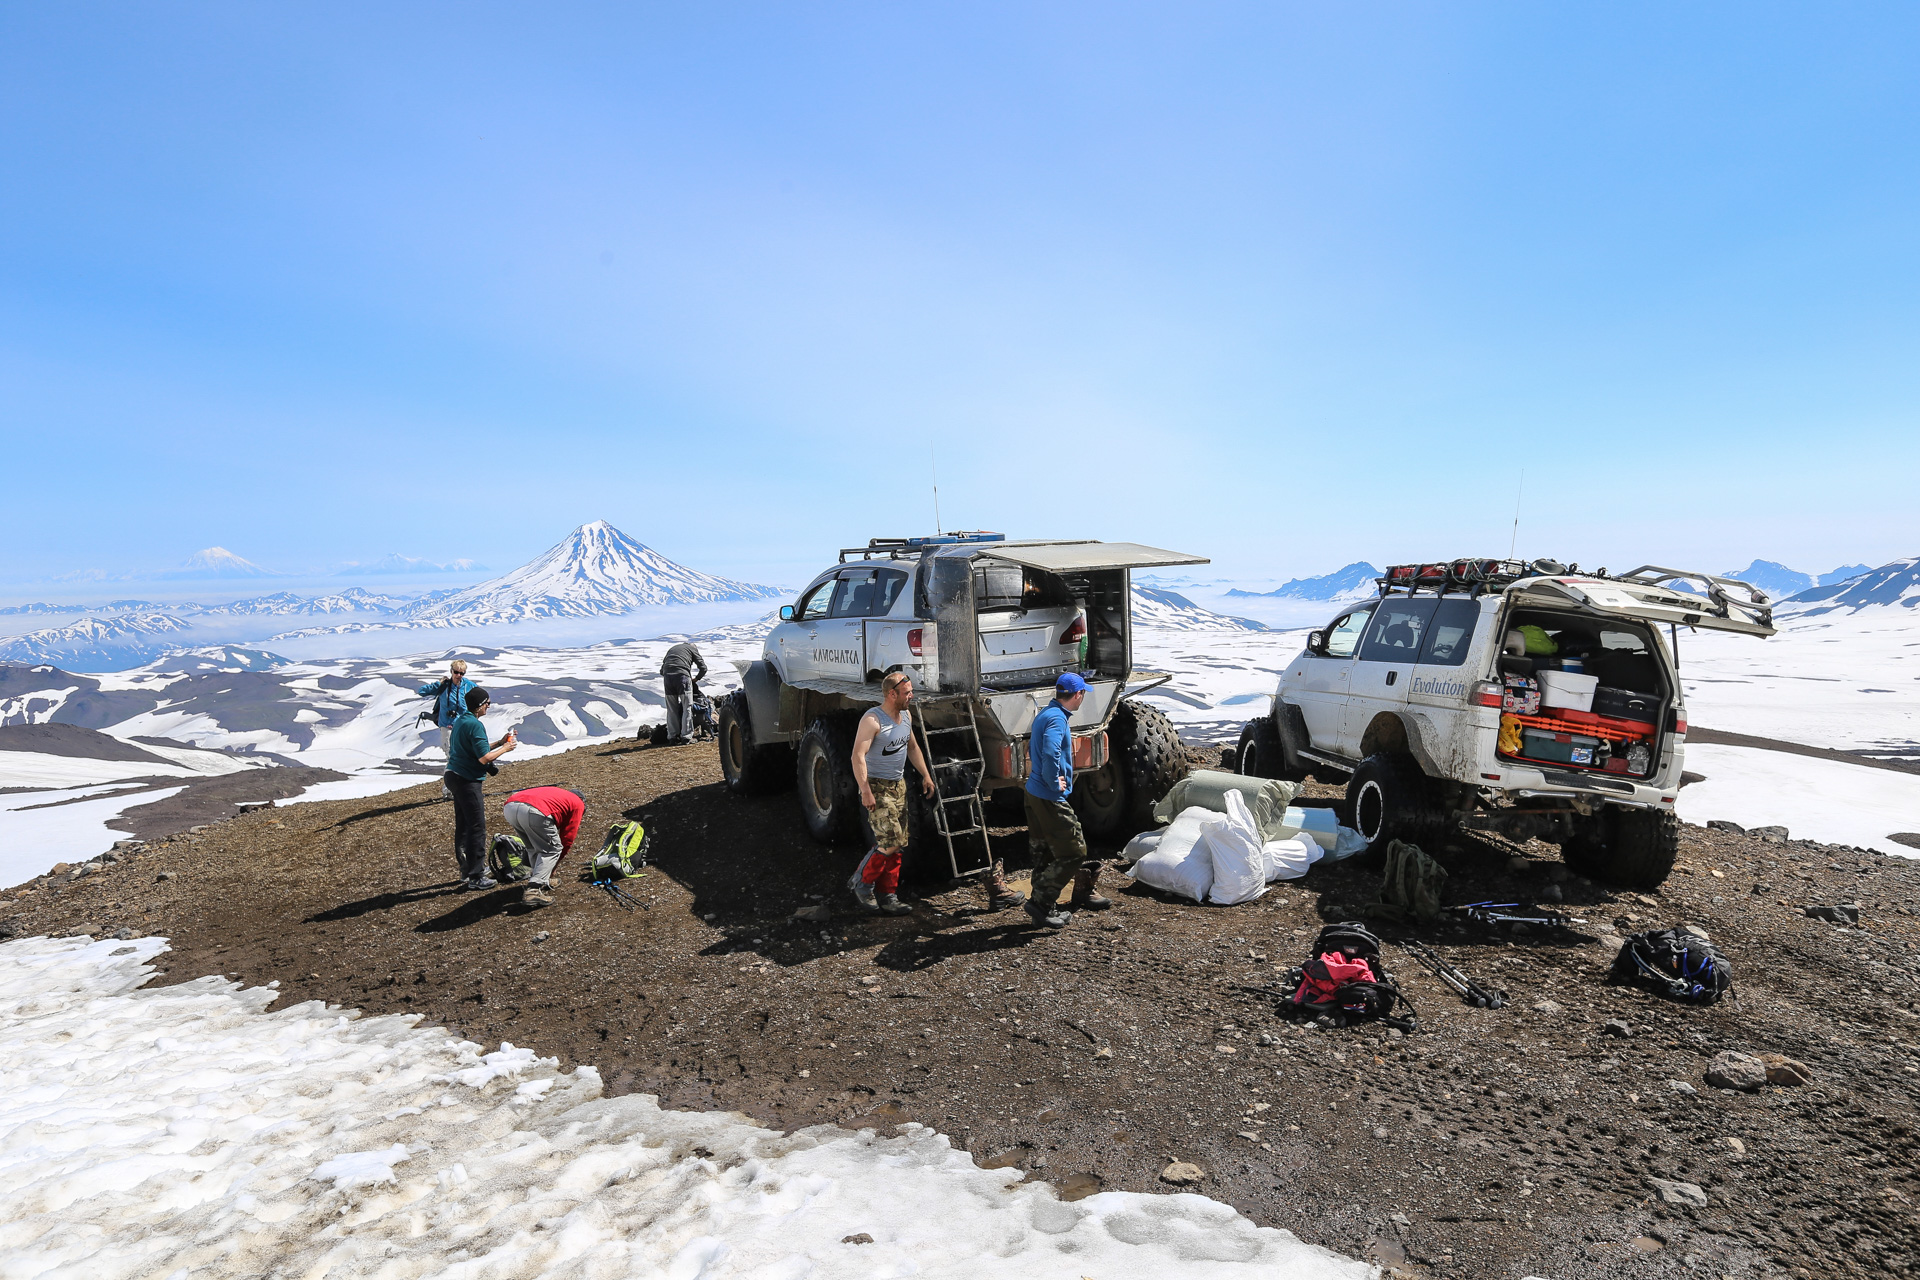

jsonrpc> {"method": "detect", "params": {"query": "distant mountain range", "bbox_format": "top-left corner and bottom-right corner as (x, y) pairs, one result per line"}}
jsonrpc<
(1782, 557), (1920, 614)
(1224, 562), (1381, 602)
(0, 614), (198, 669)
(1716, 559), (1873, 600)
(0, 523), (783, 665)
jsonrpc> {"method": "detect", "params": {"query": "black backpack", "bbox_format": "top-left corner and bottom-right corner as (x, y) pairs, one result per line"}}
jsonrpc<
(1282, 921), (1417, 1031)
(1611, 927), (1732, 1004)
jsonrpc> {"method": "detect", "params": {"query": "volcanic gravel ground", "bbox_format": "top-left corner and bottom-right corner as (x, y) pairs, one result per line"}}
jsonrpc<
(7, 737), (1920, 1279)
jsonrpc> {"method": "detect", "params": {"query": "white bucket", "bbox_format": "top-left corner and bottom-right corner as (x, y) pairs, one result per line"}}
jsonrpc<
(1538, 669), (1598, 713)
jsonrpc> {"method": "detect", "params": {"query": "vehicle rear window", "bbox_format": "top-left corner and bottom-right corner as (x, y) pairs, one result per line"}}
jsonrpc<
(1358, 599), (1437, 662)
(831, 568), (909, 618)
(1417, 599), (1480, 667)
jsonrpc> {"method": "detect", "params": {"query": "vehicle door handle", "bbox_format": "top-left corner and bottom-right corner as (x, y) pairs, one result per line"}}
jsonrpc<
(1386, 670), (1398, 686)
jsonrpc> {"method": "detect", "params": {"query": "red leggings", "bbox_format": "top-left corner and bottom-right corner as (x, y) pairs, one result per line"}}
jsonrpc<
(857, 848), (902, 895)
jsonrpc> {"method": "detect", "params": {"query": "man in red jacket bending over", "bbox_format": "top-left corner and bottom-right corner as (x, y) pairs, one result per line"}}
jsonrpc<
(502, 785), (585, 909)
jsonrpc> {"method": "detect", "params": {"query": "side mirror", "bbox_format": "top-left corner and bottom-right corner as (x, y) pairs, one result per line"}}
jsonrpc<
(779, 605), (796, 621)
(1306, 630), (1328, 656)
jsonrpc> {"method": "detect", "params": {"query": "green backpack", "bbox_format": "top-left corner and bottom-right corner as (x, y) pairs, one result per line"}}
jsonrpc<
(588, 819), (651, 882)
(488, 833), (531, 883)
(1370, 839), (1449, 923)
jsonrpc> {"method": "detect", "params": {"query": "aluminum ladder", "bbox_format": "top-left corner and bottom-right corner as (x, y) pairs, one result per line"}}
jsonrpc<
(914, 698), (997, 880)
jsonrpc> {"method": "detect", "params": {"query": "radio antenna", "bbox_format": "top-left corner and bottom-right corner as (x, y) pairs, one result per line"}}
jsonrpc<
(931, 445), (943, 535)
(1508, 468), (1525, 560)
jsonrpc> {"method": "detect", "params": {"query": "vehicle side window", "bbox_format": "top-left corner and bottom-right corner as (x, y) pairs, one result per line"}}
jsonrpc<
(1417, 599), (1481, 667)
(1358, 598), (1437, 662)
(830, 568), (909, 618)
(1324, 606), (1374, 659)
(797, 580), (835, 621)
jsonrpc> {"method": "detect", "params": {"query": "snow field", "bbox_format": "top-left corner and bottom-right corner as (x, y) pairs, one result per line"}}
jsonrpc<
(0, 936), (1368, 1280)
(0, 787), (187, 885)
(1675, 744), (1920, 857)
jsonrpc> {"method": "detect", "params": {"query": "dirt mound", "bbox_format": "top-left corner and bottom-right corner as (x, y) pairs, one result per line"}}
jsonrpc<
(7, 736), (1919, 1279)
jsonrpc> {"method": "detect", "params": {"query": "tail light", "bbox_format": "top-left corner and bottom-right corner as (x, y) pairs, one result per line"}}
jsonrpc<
(1060, 615), (1087, 645)
(1673, 718), (1687, 736)
(1471, 680), (1504, 708)
(907, 628), (923, 656)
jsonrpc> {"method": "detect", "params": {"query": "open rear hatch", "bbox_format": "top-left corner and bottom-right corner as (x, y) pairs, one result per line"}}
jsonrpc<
(1511, 567), (1776, 638)
(918, 540), (1208, 697)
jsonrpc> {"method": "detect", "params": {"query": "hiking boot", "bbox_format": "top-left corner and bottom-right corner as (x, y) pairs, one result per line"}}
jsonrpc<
(876, 893), (912, 917)
(522, 882), (552, 908)
(985, 885), (1028, 911)
(463, 875), (498, 891)
(1069, 866), (1113, 911)
(1025, 899), (1070, 928)
(848, 869), (879, 912)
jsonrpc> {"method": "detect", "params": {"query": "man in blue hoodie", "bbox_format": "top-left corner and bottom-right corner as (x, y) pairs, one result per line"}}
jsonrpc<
(418, 660), (476, 776)
(1024, 672), (1112, 928)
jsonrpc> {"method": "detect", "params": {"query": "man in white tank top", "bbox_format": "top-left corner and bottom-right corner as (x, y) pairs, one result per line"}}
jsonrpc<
(849, 671), (936, 914)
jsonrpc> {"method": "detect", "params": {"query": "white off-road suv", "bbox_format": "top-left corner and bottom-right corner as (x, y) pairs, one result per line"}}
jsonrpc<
(1235, 559), (1775, 887)
(720, 534), (1207, 879)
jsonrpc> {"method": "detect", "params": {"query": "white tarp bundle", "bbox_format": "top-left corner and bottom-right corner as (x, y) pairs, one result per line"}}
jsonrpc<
(1127, 794), (1327, 905)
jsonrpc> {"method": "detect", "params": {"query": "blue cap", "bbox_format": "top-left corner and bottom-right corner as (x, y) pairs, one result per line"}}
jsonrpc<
(1055, 672), (1090, 696)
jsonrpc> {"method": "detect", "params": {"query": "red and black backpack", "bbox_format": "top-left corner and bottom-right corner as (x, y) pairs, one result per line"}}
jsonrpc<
(1283, 921), (1417, 1031)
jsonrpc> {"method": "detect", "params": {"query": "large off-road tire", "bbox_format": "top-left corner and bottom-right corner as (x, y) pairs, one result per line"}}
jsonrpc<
(1236, 718), (1287, 781)
(795, 716), (862, 845)
(1111, 698), (1189, 838)
(1071, 762), (1128, 836)
(717, 693), (794, 796)
(1347, 752), (1443, 854)
(1560, 805), (1679, 889)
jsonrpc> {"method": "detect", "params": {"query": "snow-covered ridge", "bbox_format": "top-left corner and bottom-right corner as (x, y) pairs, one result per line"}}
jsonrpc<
(1782, 556), (1920, 614)
(0, 613), (197, 668)
(0, 935), (1364, 1279)
(1130, 587), (1269, 632)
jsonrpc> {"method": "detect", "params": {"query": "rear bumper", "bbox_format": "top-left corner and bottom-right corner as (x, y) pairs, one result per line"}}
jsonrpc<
(1488, 762), (1676, 808)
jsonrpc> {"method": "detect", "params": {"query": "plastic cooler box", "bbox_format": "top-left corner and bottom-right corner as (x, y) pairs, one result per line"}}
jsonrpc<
(1519, 727), (1602, 767)
(1537, 669), (1598, 713)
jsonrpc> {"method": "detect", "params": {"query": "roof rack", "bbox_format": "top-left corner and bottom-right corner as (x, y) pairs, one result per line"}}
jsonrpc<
(839, 531), (1005, 563)
(1377, 559), (1774, 619)
(1379, 558), (1536, 596)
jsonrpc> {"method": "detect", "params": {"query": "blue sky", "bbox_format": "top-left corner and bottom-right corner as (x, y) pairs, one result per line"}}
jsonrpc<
(3, 3), (1916, 592)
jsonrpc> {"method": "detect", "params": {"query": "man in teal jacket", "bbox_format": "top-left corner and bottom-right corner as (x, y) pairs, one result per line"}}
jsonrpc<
(1023, 672), (1112, 927)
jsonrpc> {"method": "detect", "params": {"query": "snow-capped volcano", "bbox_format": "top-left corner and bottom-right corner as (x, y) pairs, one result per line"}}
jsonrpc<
(159, 547), (276, 579)
(406, 522), (781, 624)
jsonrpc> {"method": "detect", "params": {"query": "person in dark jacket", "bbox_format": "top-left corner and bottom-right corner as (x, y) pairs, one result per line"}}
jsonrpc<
(1021, 672), (1111, 928)
(445, 686), (517, 889)
(660, 642), (709, 744)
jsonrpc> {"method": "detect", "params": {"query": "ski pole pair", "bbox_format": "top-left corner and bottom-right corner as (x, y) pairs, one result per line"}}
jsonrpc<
(1398, 940), (1507, 1009)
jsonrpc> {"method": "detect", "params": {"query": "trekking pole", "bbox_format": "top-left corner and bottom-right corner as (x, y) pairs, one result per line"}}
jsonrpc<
(1399, 941), (1507, 1009)
(1446, 902), (1587, 929)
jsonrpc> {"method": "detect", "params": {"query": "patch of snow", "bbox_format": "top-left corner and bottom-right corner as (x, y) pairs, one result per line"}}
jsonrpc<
(1678, 744), (1920, 857)
(0, 787), (186, 885)
(0, 936), (1367, 1280)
